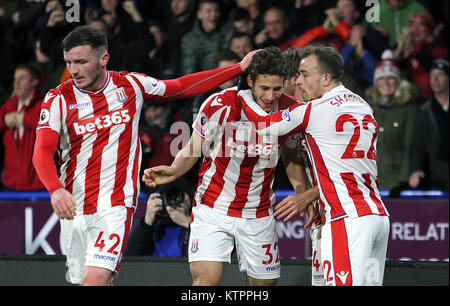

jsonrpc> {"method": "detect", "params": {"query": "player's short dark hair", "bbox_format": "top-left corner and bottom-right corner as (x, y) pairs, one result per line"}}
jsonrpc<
(302, 46), (344, 82)
(247, 46), (287, 82)
(62, 25), (108, 55)
(282, 47), (303, 79)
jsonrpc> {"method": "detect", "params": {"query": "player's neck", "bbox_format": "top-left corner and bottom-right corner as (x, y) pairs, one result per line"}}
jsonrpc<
(321, 82), (342, 96)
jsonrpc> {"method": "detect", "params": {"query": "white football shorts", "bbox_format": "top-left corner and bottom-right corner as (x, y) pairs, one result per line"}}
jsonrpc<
(188, 203), (280, 280)
(321, 214), (390, 286)
(310, 224), (325, 286)
(60, 206), (134, 284)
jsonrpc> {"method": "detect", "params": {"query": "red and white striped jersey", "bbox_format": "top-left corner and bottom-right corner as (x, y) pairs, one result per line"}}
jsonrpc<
(192, 87), (298, 218)
(241, 85), (389, 224)
(297, 132), (323, 228)
(36, 64), (242, 215)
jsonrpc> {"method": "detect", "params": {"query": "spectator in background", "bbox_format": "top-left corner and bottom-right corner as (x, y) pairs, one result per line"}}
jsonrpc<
(234, 0), (264, 35)
(394, 12), (449, 99)
(289, 0), (330, 36)
(254, 6), (294, 49)
(0, 64), (44, 191)
(191, 50), (241, 114)
(339, 25), (378, 91)
(228, 7), (255, 37)
(160, 0), (196, 78)
(229, 31), (254, 60)
(88, 0), (153, 73)
(139, 99), (194, 194)
(365, 50), (421, 195)
(33, 0), (75, 91)
(363, 0), (429, 49)
(409, 59), (449, 192)
(125, 177), (193, 257)
(180, 0), (234, 75)
(0, 0), (44, 101)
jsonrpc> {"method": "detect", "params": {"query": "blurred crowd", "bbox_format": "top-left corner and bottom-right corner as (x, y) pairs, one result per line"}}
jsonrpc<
(0, 0), (448, 195)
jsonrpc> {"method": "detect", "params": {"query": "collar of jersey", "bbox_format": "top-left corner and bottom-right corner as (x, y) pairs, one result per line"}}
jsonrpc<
(73, 71), (111, 95)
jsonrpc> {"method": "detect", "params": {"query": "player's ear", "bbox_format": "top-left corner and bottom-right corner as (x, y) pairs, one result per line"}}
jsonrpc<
(323, 73), (332, 87)
(100, 52), (110, 68)
(246, 74), (253, 88)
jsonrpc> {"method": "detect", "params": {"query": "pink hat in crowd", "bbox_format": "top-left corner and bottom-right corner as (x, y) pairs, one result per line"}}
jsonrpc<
(373, 49), (401, 83)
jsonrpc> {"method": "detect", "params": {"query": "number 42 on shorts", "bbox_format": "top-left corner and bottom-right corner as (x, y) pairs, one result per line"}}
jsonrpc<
(94, 231), (121, 255)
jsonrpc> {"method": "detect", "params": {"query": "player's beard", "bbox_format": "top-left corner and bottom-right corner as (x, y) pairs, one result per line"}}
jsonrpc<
(81, 62), (105, 91)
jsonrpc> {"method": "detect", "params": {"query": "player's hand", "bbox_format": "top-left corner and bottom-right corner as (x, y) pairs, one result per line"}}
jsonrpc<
(239, 49), (261, 71)
(274, 193), (311, 222)
(274, 187), (318, 223)
(142, 166), (176, 188)
(51, 188), (76, 220)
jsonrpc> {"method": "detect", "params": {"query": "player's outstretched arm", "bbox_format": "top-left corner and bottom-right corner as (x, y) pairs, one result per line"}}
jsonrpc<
(158, 50), (260, 101)
(142, 132), (204, 188)
(241, 100), (312, 137)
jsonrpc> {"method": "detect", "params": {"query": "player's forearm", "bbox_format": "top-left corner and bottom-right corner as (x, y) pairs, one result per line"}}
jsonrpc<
(161, 63), (242, 100)
(243, 101), (311, 137)
(33, 129), (64, 194)
(170, 143), (200, 179)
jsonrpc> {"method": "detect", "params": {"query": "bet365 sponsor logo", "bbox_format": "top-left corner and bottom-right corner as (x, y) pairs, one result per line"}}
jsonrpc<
(73, 109), (131, 135)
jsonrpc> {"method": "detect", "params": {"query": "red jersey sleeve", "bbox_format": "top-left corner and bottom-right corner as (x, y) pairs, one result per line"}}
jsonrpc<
(33, 128), (63, 194)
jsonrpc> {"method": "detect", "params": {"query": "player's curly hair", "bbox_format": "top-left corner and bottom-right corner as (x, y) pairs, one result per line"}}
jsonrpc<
(247, 46), (288, 82)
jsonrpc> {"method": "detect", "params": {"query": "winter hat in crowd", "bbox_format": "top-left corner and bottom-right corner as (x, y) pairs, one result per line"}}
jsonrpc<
(430, 59), (449, 75)
(409, 12), (434, 33)
(373, 49), (401, 83)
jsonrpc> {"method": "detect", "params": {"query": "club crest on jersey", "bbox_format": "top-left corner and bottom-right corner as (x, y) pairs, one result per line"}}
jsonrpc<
(190, 239), (199, 253)
(116, 87), (128, 103)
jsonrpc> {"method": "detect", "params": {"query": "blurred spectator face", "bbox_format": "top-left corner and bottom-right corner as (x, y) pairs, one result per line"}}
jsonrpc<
(336, 0), (360, 26)
(376, 76), (399, 99)
(264, 8), (289, 41)
(101, 0), (119, 12)
(13, 68), (39, 100)
(411, 22), (430, 45)
(89, 20), (108, 36)
(64, 45), (109, 91)
(409, 13), (433, 45)
(145, 105), (166, 125)
(217, 59), (239, 89)
(247, 74), (283, 113)
(233, 18), (253, 34)
(171, 0), (190, 17)
(230, 36), (253, 59)
(430, 68), (449, 95)
(197, 2), (221, 33)
(46, 0), (63, 13)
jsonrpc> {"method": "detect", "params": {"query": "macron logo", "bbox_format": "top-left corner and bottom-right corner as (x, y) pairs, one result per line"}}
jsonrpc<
(336, 271), (350, 285)
(73, 109), (131, 135)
